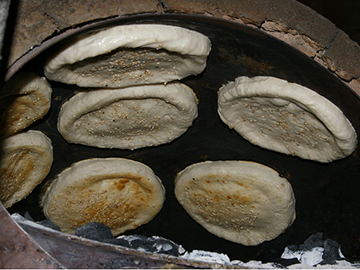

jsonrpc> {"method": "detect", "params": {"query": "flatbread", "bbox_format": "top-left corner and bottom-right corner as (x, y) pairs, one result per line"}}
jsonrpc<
(175, 160), (296, 246)
(0, 130), (53, 208)
(0, 72), (52, 138)
(58, 82), (198, 150)
(44, 24), (211, 88)
(218, 76), (357, 162)
(42, 158), (165, 236)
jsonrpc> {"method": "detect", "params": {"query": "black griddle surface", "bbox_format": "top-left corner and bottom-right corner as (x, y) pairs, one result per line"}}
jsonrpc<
(8, 14), (360, 263)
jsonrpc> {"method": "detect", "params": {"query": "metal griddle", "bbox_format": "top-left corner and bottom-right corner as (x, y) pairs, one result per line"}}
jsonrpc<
(6, 14), (360, 263)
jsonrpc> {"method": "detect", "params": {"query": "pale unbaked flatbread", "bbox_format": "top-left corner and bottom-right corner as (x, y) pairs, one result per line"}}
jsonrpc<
(44, 24), (211, 88)
(0, 130), (53, 208)
(175, 160), (296, 246)
(42, 158), (165, 236)
(58, 82), (198, 150)
(218, 76), (357, 162)
(0, 72), (52, 138)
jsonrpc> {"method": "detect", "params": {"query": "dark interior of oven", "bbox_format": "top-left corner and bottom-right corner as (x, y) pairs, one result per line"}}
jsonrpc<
(4, 14), (360, 264)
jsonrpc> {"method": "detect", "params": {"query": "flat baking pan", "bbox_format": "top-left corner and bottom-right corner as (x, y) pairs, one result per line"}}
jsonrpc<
(6, 14), (360, 263)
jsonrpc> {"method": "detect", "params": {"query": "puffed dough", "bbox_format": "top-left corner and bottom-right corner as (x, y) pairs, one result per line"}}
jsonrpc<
(42, 158), (165, 236)
(0, 72), (52, 138)
(218, 76), (357, 162)
(0, 130), (53, 208)
(44, 24), (211, 88)
(57, 82), (198, 150)
(175, 160), (296, 246)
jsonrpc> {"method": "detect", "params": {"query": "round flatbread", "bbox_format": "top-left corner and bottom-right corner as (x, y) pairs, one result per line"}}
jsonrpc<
(175, 160), (296, 246)
(0, 130), (53, 208)
(58, 82), (198, 150)
(218, 76), (357, 162)
(42, 158), (165, 236)
(0, 72), (52, 138)
(44, 24), (211, 88)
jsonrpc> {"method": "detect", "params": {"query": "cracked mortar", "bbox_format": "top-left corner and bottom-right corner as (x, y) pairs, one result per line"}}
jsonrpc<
(4, 0), (360, 95)
(259, 19), (360, 92)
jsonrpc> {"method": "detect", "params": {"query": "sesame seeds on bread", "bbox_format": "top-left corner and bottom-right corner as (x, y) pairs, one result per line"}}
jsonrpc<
(57, 82), (198, 150)
(44, 24), (211, 88)
(175, 160), (296, 246)
(0, 130), (53, 208)
(217, 76), (357, 162)
(42, 158), (165, 236)
(0, 72), (52, 139)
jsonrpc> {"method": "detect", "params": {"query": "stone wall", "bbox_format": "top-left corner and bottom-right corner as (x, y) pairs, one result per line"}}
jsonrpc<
(6, 0), (360, 95)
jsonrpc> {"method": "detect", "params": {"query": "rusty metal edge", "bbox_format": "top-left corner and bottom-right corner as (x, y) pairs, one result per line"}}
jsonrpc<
(0, 203), (65, 269)
(12, 213), (249, 269)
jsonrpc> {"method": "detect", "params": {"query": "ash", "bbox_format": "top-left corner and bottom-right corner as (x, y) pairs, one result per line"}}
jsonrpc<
(74, 222), (185, 256)
(13, 215), (360, 268)
(107, 234), (186, 257)
(279, 233), (360, 268)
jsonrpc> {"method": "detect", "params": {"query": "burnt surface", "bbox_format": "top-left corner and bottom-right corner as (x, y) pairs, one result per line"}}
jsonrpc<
(7, 14), (360, 263)
(75, 222), (114, 241)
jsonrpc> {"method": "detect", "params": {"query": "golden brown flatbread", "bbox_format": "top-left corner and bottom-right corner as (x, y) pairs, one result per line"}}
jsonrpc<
(42, 158), (165, 236)
(0, 72), (52, 138)
(0, 130), (53, 208)
(175, 160), (296, 246)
